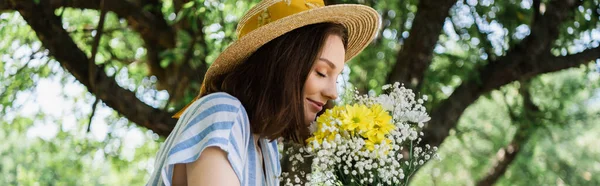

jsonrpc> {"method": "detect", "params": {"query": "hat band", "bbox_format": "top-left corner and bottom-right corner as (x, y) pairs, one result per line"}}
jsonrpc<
(238, 0), (325, 38)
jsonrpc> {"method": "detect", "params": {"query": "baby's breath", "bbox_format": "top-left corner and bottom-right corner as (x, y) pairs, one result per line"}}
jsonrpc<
(281, 83), (440, 185)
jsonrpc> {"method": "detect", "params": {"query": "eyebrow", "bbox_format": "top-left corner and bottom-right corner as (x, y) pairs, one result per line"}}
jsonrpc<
(319, 58), (337, 70)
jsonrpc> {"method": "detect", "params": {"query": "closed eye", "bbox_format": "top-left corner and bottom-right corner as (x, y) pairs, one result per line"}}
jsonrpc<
(316, 72), (327, 78)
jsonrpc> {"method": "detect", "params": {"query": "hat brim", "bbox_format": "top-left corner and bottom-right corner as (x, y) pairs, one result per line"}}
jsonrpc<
(173, 4), (380, 118)
(204, 4), (380, 89)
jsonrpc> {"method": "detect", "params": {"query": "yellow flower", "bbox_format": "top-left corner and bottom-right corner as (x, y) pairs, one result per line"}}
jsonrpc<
(307, 104), (395, 154)
(306, 106), (343, 146)
(365, 138), (394, 155)
(340, 104), (373, 133)
(365, 138), (377, 151)
(362, 104), (394, 143)
(370, 104), (393, 129)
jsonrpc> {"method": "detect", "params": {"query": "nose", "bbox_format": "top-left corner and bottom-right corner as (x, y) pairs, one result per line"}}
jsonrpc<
(323, 81), (338, 101)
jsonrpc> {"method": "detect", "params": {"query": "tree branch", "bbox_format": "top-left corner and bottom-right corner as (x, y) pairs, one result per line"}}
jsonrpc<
(12, 0), (176, 137)
(46, 0), (210, 104)
(89, 0), (107, 89)
(421, 0), (581, 149)
(87, 98), (100, 132)
(46, 0), (176, 90)
(164, 0), (208, 103)
(533, 0), (542, 23)
(535, 46), (600, 74)
(42, 0), (208, 103)
(0, 0), (11, 11)
(476, 80), (538, 186)
(48, 0), (175, 49)
(386, 0), (458, 90)
(475, 126), (526, 186)
(501, 90), (519, 122)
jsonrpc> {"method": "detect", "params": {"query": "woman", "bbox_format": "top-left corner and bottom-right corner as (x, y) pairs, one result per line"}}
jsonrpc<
(147, 0), (379, 185)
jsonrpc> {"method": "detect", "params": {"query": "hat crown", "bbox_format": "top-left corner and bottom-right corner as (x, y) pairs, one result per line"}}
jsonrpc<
(172, 0), (380, 119)
(236, 0), (325, 38)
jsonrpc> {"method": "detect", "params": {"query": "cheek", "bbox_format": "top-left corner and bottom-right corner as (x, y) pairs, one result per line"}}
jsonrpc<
(303, 74), (319, 96)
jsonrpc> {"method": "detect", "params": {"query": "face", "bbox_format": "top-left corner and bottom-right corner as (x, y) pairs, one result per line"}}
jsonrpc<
(303, 34), (345, 124)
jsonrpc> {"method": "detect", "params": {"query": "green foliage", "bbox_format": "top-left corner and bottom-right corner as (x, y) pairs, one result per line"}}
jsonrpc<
(0, 115), (162, 185)
(411, 67), (600, 186)
(1, 0), (599, 185)
(1, 12), (162, 185)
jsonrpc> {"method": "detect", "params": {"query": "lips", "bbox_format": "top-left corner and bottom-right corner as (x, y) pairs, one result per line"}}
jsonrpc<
(307, 98), (324, 112)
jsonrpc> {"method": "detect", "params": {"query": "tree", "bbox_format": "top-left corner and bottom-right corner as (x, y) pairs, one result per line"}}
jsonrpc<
(410, 66), (600, 185)
(1, 0), (599, 185)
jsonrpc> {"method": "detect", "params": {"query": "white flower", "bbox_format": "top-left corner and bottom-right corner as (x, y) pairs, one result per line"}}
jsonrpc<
(409, 130), (418, 140)
(294, 177), (301, 183)
(375, 94), (395, 111)
(281, 82), (439, 185)
(407, 110), (431, 123)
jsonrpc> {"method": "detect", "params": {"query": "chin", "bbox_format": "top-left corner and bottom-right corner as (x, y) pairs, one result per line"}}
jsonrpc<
(305, 115), (316, 125)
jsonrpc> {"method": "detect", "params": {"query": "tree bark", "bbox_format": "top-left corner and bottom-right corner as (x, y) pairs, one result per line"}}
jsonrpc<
(386, 0), (458, 90)
(46, 0), (205, 97)
(420, 0), (582, 149)
(0, 0), (11, 10)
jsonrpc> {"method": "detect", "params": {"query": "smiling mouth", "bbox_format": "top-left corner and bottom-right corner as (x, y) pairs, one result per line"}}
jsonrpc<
(307, 98), (324, 111)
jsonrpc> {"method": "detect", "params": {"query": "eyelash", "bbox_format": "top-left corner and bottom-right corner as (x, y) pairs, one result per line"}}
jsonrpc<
(316, 71), (327, 78)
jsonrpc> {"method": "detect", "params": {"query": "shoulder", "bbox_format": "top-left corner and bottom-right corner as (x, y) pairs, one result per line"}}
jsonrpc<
(151, 93), (251, 185)
(165, 93), (251, 184)
(198, 92), (242, 106)
(189, 92), (243, 113)
(178, 92), (247, 124)
(176, 92), (250, 140)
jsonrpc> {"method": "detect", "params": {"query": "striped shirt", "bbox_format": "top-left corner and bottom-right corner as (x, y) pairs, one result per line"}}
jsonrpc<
(147, 92), (281, 186)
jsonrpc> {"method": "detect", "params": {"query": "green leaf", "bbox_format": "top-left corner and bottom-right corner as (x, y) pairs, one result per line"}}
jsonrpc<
(183, 1), (195, 9)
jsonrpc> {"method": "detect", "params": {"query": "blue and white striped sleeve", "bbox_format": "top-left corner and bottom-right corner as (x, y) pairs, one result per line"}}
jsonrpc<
(159, 92), (250, 186)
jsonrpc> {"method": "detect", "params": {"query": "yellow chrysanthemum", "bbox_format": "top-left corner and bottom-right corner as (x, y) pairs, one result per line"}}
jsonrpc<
(307, 104), (395, 154)
(306, 106), (344, 146)
(363, 104), (395, 143)
(365, 138), (393, 155)
(340, 104), (373, 133)
(370, 104), (393, 129)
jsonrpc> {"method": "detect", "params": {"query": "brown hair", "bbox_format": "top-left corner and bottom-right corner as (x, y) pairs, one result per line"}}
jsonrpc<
(202, 22), (348, 144)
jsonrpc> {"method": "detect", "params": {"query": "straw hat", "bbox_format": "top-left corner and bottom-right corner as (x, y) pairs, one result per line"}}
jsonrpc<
(173, 0), (380, 118)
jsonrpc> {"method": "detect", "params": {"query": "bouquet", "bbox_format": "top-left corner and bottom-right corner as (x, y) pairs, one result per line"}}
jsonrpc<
(281, 83), (440, 186)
